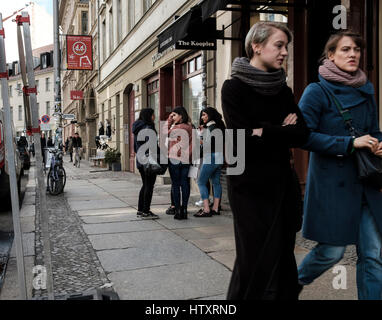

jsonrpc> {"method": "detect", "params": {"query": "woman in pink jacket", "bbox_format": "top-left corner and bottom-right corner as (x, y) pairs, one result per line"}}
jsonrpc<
(167, 106), (193, 220)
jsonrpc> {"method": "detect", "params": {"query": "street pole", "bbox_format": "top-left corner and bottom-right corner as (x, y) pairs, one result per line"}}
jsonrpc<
(0, 13), (27, 300)
(19, 11), (55, 300)
(53, 0), (62, 148)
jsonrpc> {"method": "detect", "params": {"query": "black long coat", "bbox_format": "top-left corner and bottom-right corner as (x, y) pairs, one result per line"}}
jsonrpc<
(221, 77), (310, 300)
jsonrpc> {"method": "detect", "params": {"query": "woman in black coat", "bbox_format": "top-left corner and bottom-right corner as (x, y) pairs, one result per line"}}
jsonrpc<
(221, 22), (310, 300)
(132, 108), (159, 220)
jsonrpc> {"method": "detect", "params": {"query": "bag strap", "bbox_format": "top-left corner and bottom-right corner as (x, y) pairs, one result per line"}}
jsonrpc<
(316, 83), (357, 137)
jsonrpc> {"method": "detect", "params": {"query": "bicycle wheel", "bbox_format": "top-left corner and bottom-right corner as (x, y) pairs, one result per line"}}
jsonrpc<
(58, 167), (66, 193)
(47, 168), (60, 195)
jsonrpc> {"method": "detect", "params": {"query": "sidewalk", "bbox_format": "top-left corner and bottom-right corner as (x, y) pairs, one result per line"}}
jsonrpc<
(0, 156), (357, 300)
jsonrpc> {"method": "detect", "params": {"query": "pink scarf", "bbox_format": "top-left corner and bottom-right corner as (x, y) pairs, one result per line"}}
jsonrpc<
(319, 59), (367, 88)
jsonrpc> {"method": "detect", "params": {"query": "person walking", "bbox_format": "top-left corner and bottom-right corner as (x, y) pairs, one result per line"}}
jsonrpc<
(41, 132), (47, 166)
(72, 132), (82, 167)
(221, 21), (309, 300)
(297, 31), (382, 300)
(194, 107), (226, 217)
(132, 108), (159, 220)
(68, 136), (73, 162)
(166, 107), (193, 220)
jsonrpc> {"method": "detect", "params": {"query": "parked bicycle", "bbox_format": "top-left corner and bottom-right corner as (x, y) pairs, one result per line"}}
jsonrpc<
(46, 148), (66, 195)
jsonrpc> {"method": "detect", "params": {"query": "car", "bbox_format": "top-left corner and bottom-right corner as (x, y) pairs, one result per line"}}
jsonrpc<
(0, 110), (23, 209)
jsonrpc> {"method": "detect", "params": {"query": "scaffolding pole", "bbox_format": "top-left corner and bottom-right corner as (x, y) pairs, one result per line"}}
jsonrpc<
(0, 13), (27, 300)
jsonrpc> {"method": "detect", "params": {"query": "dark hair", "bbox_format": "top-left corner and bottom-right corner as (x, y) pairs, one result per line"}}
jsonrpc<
(139, 108), (155, 124)
(320, 31), (365, 64)
(172, 106), (189, 124)
(200, 107), (226, 130)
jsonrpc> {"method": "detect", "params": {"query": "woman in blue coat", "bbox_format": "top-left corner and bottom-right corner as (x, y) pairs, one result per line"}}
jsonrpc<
(298, 31), (382, 300)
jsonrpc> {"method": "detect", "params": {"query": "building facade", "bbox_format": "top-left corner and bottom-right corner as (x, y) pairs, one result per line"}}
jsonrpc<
(6, 45), (55, 138)
(58, 0), (382, 188)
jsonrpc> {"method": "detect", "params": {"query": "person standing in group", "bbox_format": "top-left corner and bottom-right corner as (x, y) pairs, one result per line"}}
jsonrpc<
(132, 108), (159, 220)
(194, 107), (226, 217)
(72, 132), (82, 167)
(167, 107), (193, 220)
(221, 22), (309, 300)
(68, 136), (73, 162)
(298, 31), (382, 300)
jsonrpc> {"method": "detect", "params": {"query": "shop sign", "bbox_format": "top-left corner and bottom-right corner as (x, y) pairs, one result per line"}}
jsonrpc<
(176, 39), (216, 51)
(66, 35), (93, 70)
(70, 90), (84, 100)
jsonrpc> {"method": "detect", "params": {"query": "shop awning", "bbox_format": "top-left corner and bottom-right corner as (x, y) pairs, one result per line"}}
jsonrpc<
(157, 5), (219, 54)
(199, 0), (231, 21)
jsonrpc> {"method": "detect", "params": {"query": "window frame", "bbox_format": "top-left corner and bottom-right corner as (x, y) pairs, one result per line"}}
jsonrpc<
(181, 53), (203, 81)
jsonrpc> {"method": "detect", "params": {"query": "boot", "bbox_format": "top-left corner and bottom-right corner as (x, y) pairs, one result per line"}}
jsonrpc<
(174, 207), (182, 220)
(181, 206), (188, 220)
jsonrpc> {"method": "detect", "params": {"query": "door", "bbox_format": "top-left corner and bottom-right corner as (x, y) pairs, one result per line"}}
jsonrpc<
(129, 90), (135, 172)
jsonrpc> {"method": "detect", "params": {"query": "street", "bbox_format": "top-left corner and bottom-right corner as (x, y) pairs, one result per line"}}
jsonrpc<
(0, 157), (358, 300)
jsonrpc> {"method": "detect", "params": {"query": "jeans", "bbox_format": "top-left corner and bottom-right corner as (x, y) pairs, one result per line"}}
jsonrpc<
(168, 161), (190, 209)
(298, 204), (382, 300)
(197, 153), (223, 200)
(138, 167), (157, 213)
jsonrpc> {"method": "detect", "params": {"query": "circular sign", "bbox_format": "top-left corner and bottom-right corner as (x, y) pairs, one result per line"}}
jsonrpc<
(72, 41), (87, 56)
(41, 115), (50, 124)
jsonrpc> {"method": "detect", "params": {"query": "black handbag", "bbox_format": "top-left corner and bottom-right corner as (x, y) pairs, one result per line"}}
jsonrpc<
(142, 155), (168, 175)
(318, 83), (382, 189)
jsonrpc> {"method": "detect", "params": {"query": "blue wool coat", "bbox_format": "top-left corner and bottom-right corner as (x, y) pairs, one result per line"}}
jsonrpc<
(299, 75), (382, 245)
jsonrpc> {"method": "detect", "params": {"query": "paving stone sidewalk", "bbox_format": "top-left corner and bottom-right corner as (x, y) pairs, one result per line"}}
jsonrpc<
(0, 156), (358, 300)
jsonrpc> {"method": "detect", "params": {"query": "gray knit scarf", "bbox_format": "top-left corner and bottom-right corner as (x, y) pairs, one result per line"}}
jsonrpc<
(231, 57), (287, 95)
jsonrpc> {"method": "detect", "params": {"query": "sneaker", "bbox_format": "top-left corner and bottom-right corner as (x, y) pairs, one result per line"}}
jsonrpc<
(148, 211), (159, 219)
(195, 200), (204, 207)
(137, 211), (143, 218)
(141, 212), (154, 220)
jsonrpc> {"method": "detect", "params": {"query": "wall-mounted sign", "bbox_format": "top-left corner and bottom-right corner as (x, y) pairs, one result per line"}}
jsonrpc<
(70, 90), (84, 100)
(66, 35), (93, 70)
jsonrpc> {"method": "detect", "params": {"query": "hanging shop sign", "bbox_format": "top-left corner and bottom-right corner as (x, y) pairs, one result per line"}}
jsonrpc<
(157, 8), (218, 54)
(66, 35), (93, 70)
(70, 90), (84, 100)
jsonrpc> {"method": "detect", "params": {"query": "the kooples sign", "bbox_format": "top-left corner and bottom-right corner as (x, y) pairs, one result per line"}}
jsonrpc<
(176, 39), (216, 50)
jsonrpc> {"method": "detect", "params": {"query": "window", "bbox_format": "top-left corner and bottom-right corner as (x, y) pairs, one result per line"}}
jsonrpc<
(81, 11), (89, 34)
(9, 85), (12, 97)
(147, 76), (159, 129)
(10, 107), (13, 121)
(46, 101), (50, 115)
(17, 83), (22, 96)
(182, 55), (204, 128)
(102, 19), (106, 61)
(36, 80), (39, 93)
(42, 54), (48, 69)
(18, 106), (23, 121)
(109, 7), (114, 53)
(45, 78), (50, 91)
(116, 0), (122, 43)
(128, 0), (135, 32)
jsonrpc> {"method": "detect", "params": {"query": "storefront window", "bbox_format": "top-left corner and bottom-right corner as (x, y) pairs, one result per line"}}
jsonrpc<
(182, 55), (203, 128)
(147, 77), (159, 130)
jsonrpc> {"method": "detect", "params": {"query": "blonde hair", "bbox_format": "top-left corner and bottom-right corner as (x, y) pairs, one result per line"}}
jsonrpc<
(245, 22), (292, 59)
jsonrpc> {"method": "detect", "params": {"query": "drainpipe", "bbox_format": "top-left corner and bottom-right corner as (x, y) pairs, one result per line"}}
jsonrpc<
(97, 0), (101, 85)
